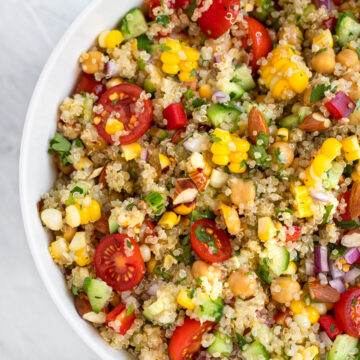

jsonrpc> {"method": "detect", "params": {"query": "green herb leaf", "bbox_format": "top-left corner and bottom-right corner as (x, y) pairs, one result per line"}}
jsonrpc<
(137, 57), (146, 70)
(322, 205), (334, 225)
(156, 15), (170, 27)
(144, 192), (165, 215)
(335, 220), (358, 229)
(210, 135), (221, 143)
(310, 84), (330, 103)
(137, 34), (153, 53)
(330, 324), (336, 333)
(192, 98), (207, 109)
(184, 87), (194, 100)
(160, 44), (172, 51)
(196, 278), (203, 285)
(153, 267), (171, 279)
(49, 133), (72, 166)
(188, 286), (196, 298)
(126, 239), (132, 248)
(126, 303), (135, 317)
(71, 285), (81, 295)
(189, 208), (215, 222)
(343, 164), (353, 177)
(235, 333), (248, 349)
(194, 226), (218, 254)
(173, 235), (194, 265)
(125, 203), (136, 211)
(352, 296), (357, 307)
(75, 138), (83, 148)
(190, 68), (196, 78)
(315, 47), (327, 56)
(129, 170), (137, 181)
(175, 277), (187, 285)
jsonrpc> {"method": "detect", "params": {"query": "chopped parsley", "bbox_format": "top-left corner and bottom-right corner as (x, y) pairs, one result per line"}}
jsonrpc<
(71, 285), (81, 295)
(352, 296), (357, 307)
(190, 68), (196, 78)
(210, 135), (221, 143)
(357, 47), (360, 59)
(175, 277), (187, 285)
(235, 333), (248, 349)
(192, 98), (207, 109)
(125, 203), (136, 211)
(335, 220), (358, 229)
(315, 47), (327, 56)
(249, 132), (272, 168)
(189, 208), (215, 222)
(153, 267), (171, 279)
(48, 133), (72, 166)
(173, 235), (194, 265)
(196, 278), (203, 285)
(70, 185), (87, 196)
(330, 324), (336, 333)
(136, 34), (153, 53)
(343, 164), (353, 177)
(112, 99), (118, 105)
(160, 44), (172, 51)
(184, 86), (194, 100)
(75, 138), (83, 148)
(137, 57), (146, 70)
(322, 205), (334, 225)
(126, 239), (132, 248)
(310, 83), (331, 103)
(194, 226), (218, 254)
(156, 15), (170, 27)
(188, 286), (196, 298)
(126, 303), (135, 317)
(129, 170), (137, 181)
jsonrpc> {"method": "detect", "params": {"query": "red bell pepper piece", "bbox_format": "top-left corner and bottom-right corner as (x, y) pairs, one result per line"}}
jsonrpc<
(319, 315), (343, 340)
(323, 17), (337, 32)
(76, 72), (106, 97)
(285, 226), (301, 242)
(163, 103), (188, 130)
(336, 190), (351, 222)
(173, 0), (191, 9)
(324, 92), (356, 120)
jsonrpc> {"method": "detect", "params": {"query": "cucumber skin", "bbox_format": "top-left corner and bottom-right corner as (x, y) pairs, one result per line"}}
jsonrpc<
(207, 104), (240, 128)
(328, 334), (359, 360)
(120, 8), (148, 41)
(242, 341), (270, 360)
(336, 14), (360, 47)
(208, 332), (233, 357)
(83, 277), (112, 314)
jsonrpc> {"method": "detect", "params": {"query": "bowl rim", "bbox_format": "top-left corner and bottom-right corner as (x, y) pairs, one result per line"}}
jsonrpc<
(19, 0), (118, 358)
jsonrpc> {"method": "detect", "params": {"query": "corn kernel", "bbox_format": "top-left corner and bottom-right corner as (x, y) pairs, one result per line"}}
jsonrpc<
(312, 29), (333, 50)
(177, 289), (195, 310)
(258, 217), (277, 242)
(160, 51), (180, 65)
(158, 211), (181, 229)
(288, 69), (309, 94)
(229, 152), (248, 163)
(352, 172), (360, 182)
(311, 154), (332, 177)
(342, 135), (360, 152)
(93, 116), (101, 125)
(213, 129), (231, 143)
(276, 128), (289, 142)
(319, 138), (342, 159)
(290, 300), (306, 315)
(121, 143), (142, 161)
(179, 61), (198, 73)
(105, 30), (123, 48)
(76, 203), (91, 225)
(89, 200), (101, 222)
(305, 306), (320, 324)
(49, 238), (69, 260)
(211, 143), (230, 155)
(106, 77), (123, 89)
(75, 247), (91, 266)
(164, 38), (182, 53)
(162, 63), (180, 75)
(212, 155), (230, 166)
(147, 258), (157, 272)
(344, 149), (360, 161)
(65, 205), (81, 228)
(218, 203), (240, 234)
(105, 118), (124, 135)
(183, 47), (200, 61)
(292, 185), (309, 198)
(231, 138), (250, 152)
(284, 261), (297, 275)
(73, 157), (93, 171)
(173, 203), (196, 216)
(297, 205), (313, 218)
(179, 71), (195, 82)
(98, 30), (110, 48)
(159, 153), (171, 170)
(228, 162), (247, 173)
(272, 79), (292, 99)
(199, 84), (212, 99)
(131, 38), (137, 53)
(300, 346), (319, 360)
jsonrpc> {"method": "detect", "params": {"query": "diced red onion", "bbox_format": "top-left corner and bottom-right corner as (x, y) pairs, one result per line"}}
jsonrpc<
(329, 278), (346, 293)
(315, 246), (329, 272)
(122, 295), (140, 309)
(183, 134), (209, 152)
(140, 148), (149, 162)
(106, 60), (121, 77)
(344, 267), (360, 284)
(317, 0), (333, 11)
(324, 91), (356, 120)
(306, 260), (316, 276)
(310, 192), (329, 203)
(214, 55), (222, 63)
(344, 248), (360, 264)
(319, 331), (333, 348)
(329, 260), (345, 279)
(147, 283), (160, 296)
(212, 90), (230, 103)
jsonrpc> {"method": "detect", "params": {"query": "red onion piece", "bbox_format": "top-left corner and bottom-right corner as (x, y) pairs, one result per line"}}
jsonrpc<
(324, 91), (356, 120)
(317, 0), (333, 11)
(306, 260), (316, 276)
(212, 90), (230, 103)
(344, 267), (360, 284)
(310, 192), (329, 202)
(106, 60), (121, 77)
(182, 134), (209, 152)
(319, 331), (333, 348)
(140, 148), (149, 162)
(329, 278), (346, 293)
(214, 55), (222, 63)
(147, 283), (160, 296)
(329, 259), (345, 279)
(315, 246), (329, 272)
(344, 247), (360, 264)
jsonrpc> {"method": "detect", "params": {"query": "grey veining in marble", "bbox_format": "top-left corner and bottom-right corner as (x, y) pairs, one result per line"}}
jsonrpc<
(0, 0), (100, 358)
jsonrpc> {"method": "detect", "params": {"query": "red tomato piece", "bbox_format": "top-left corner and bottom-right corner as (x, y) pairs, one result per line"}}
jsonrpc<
(76, 72), (106, 97)
(190, 219), (232, 263)
(324, 92), (356, 120)
(323, 17), (337, 32)
(94, 234), (145, 292)
(319, 315), (343, 340)
(336, 191), (351, 222)
(274, 310), (290, 327)
(198, 0), (240, 39)
(174, 0), (192, 9)
(242, 17), (272, 71)
(285, 226), (301, 242)
(163, 103), (188, 130)
(106, 302), (135, 335)
(334, 288), (360, 338)
(96, 83), (152, 145)
(169, 318), (215, 360)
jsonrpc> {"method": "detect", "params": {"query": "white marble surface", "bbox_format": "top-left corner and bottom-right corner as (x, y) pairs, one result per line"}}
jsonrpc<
(0, 0), (100, 358)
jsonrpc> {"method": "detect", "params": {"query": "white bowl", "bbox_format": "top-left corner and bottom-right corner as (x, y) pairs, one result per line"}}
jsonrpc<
(19, 0), (141, 358)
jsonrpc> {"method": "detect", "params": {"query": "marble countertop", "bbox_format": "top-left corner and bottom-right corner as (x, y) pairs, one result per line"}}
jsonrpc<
(0, 0), (99, 358)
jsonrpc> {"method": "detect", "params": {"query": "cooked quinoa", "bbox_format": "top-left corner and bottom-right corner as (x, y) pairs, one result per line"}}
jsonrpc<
(39, 0), (360, 359)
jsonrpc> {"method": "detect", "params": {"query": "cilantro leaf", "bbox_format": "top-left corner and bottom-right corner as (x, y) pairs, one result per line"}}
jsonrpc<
(126, 303), (134, 317)
(156, 15), (170, 27)
(194, 226), (218, 254)
(153, 267), (171, 279)
(335, 220), (358, 229)
(137, 57), (146, 70)
(48, 133), (72, 166)
(173, 235), (194, 265)
(310, 84), (330, 103)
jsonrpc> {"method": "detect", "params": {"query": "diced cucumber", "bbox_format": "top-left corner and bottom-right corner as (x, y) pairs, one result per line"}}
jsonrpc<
(189, 208), (215, 222)
(297, 106), (312, 122)
(258, 262), (273, 285)
(252, 0), (274, 22)
(278, 114), (300, 129)
(108, 215), (119, 234)
(232, 65), (256, 91)
(262, 245), (290, 276)
(220, 81), (245, 100)
(251, 323), (272, 346)
(198, 295), (224, 322)
(303, 4), (316, 18)
(120, 8), (148, 41)
(207, 104), (241, 128)
(83, 277), (112, 313)
(336, 13), (360, 48)
(208, 332), (233, 357)
(328, 334), (359, 360)
(143, 299), (164, 322)
(144, 192), (165, 215)
(70, 182), (89, 196)
(242, 341), (270, 360)
(144, 78), (156, 93)
(324, 162), (343, 190)
(82, 96), (94, 123)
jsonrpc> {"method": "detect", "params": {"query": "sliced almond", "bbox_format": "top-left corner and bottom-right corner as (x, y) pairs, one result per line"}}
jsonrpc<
(98, 162), (110, 187)
(248, 106), (269, 144)
(94, 212), (110, 235)
(74, 295), (92, 318)
(349, 181), (360, 219)
(88, 166), (104, 180)
(341, 228), (360, 247)
(173, 178), (198, 205)
(298, 112), (331, 132)
(82, 311), (106, 324)
(309, 280), (340, 303)
(189, 169), (210, 192)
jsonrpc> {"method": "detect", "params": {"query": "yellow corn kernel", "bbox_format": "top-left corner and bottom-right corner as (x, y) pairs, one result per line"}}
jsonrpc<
(160, 51), (180, 65)
(218, 203), (240, 234)
(93, 116), (101, 125)
(297, 204), (313, 218)
(49, 238), (69, 260)
(352, 172), (360, 182)
(212, 155), (230, 166)
(121, 143), (142, 161)
(164, 38), (182, 53)
(272, 79), (292, 99)
(173, 202), (196, 216)
(105, 117), (124, 135)
(179, 71), (195, 82)
(304, 168), (319, 188)
(229, 152), (248, 163)
(131, 38), (137, 53)
(231, 138), (250, 152)
(292, 185), (309, 199)
(75, 247), (91, 266)
(264, 73), (277, 88)
(284, 261), (297, 275)
(147, 258), (157, 272)
(228, 162), (247, 173)
(311, 154), (332, 177)
(312, 29), (333, 50)
(211, 143), (230, 156)
(177, 289), (195, 310)
(65, 205), (81, 228)
(158, 211), (181, 229)
(159, 153), (171, 170)
(276, 128), (289, 142)
(199, 84), (212, 99)
(73, 157), (93, 171)
(179, 61), (198, 73)
(213, 129), (231, 144)
(106, 77), (123, 89)
(342, 135), (360, 152)
(345, 149), (360, 161)
(258, 216), (277, 242)
(162, 63), (180, 75)
(300, 346), (319, 360)
(75, 204), (90, 225)
(290, 300), (305, 315)
(288, 70), (309, 94)
(105, 30), (123, 48)
(89, 200), (101, 222)
(98, 30), (110, 48)
(305, 306), (320, 324)
(183, 47), (200, 61)
(273, 58), (290, 71)
(319, 138), (342, 159)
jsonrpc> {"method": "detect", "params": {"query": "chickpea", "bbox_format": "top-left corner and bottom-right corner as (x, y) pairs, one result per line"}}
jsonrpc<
(305, 28), (317, 42)
(278, 24), (303, 46)
(343, 72), (360, 101)
(62, 224), (77, 241)
(256, 94), (267, 103)
(192, 260), (221, 284)
(311, 48), (335, 74)
(269, 142), (294, 169)
(271, 277), (301, 303)
(230, 178), (256, 214)
(349, 108), (360, 125)
(140, 244), (151, 262)
(228, 269), (256, 299)
(336, 49), (360, 71)
(79, 51), (105, 74)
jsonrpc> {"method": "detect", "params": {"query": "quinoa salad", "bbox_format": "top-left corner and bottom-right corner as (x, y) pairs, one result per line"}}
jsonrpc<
(38, 0), (360, 359)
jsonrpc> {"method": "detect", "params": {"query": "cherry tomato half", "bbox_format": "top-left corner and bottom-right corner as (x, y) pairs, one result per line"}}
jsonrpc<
(106, 302), (135, 335)
(285, 225), (301, 242)
(96, 83), (153, 145)
(334, 287), (360, 338)
(190, 219), (232, 263)
(336, 190), (351, 222)
(241, 17), (272, 71)
(76, 72), (106, 97)
(169, 318), (215, 360)
(94, 234), (145, 292)
(198, 0), (240, 39)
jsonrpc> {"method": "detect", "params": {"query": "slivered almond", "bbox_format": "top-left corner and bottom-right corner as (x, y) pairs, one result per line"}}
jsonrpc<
(94, 212), (110, 235)
(74, 295), (92, 318)
(309, 280), (340, 303)
(298, 112), (331, 132)
(189, 169), (210, 192)
(248, 106), (269, 144)
(342, 228), (360, 247)
(98, 162), (110, 187)
(349, 181), (360, 219)
(173, 178), (198, 205)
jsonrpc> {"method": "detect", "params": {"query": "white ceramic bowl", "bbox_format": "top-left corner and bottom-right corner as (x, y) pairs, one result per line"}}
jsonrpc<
(19, 0), (142, 358)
